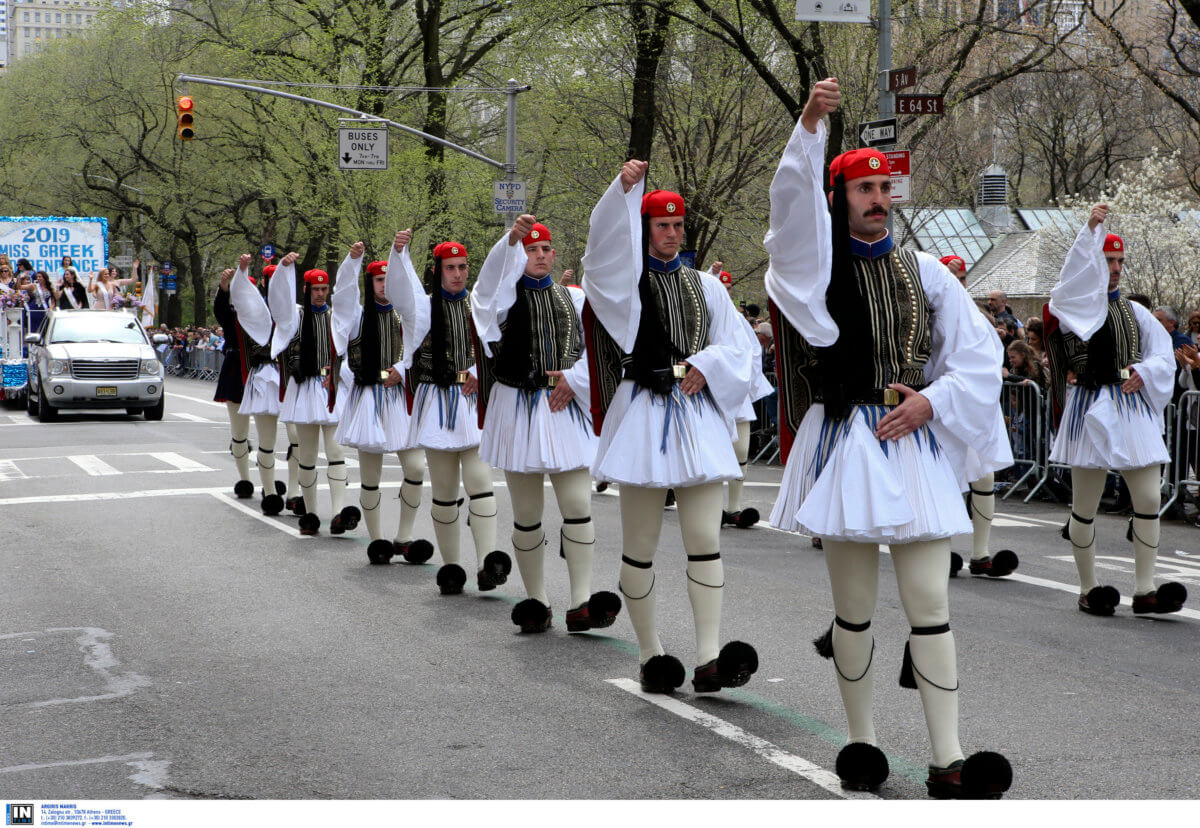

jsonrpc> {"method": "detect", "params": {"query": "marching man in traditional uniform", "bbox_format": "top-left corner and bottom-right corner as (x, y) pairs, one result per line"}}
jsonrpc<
(230, 262), (305, 516)
(1046, 206), (1186, 616)
(766, 79), (1012, 798)
(939, 254), (1018, 579)
(581, 163), (758, 695)
(268, 252), (359, 537)
(330, 234), (432, 566)
(216, 258), (286, 515)
(407, 241), (511, 595)
(471, 215), (621, 634)
(721, 271), (774, 530)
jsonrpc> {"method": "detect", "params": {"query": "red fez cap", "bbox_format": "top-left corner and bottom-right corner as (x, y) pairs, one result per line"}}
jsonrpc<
(1104, 234), (1124, 253)
(939, 255), (965, 271)
(262, 265), (277, 278)
(641, 190), (685, 218)
(433, 242), (468, 260)
(718, 270), (732, 286)
(829, 148), (891, 186)
(304, 269), (329, 286)
(247, 275), (257, 286)
(366, 260), (388, 277)
(522, 223), (551, 246)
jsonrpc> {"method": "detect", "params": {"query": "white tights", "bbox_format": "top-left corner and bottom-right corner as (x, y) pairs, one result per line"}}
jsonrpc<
(294, 423), (347, 517)
(726, 421), (751, 513)
(618, 483), (724, 666)
(357, 449), (427, 542)
(823, 539), (963, 769)
(426, 447), (495, 572)
(506, 468), (594, 609)
(1068, 465), (1161, 595)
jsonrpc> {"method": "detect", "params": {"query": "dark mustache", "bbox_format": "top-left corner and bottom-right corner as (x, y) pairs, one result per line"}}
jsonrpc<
(865, 207), (888, 216)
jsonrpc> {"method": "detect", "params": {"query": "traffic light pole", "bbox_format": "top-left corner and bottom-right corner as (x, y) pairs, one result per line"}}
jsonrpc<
(175, 74), (517, 173)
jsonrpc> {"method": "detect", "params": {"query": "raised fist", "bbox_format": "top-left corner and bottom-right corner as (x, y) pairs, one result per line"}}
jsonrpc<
(620, 160), (648, 193)
(509, 214), (536, 245)
(394, 229), (412, 252)
(349, 241), (365, 260)
(801, 78), (841, 133)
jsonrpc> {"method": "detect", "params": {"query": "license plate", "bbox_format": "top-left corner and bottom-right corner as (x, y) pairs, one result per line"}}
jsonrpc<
(96, 386), (118, 397)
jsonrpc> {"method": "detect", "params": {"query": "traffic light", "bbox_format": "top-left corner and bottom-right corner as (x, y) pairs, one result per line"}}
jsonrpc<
(176, 95), (194, 140)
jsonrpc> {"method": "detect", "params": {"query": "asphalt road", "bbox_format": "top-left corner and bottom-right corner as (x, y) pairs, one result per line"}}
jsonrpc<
(2, 376), (1199, 801)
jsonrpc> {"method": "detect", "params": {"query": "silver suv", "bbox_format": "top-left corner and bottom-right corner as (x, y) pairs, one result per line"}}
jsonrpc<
(25, 309), (167, 421)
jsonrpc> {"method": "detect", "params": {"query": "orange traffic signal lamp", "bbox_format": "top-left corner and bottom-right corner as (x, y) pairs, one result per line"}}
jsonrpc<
(176, 95), (194, 140)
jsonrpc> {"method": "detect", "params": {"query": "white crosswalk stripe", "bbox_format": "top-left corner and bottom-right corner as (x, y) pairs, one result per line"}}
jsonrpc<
(68, 455), (123, 476)
(0, 459), (28, 481)
(148, 452), (215, 473)
(171, 412), (216, 423)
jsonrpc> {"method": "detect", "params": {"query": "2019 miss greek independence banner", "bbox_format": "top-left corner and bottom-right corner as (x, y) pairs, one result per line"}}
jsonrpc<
(0, 216), (109, 273)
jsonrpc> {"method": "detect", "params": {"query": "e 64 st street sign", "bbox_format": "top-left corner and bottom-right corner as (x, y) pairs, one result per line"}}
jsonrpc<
(896, 94), (945, 116)
(859, 118), (897, 148)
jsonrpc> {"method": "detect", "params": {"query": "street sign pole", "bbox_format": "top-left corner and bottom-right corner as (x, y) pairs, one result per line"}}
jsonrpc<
(878, 0), (895, 235)
(503, 79), (520, 229)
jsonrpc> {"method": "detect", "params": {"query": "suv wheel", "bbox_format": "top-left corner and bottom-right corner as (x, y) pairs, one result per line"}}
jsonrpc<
(26, 384), (38, 416)
(37, 382), (58, 422)
(144, 395), (165, 421)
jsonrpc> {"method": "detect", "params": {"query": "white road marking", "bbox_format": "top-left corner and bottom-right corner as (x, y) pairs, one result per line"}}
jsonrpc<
(149, 451), (215, 473)
(171, 412), (215, 423)
(0, 752), (155, 775)
(0, 459), (28, 481)
(0, 485), (225, 506)
(606, 678), (875, 800)
(68, 454), (122, 476)
(167, 392), (228, 410)
(209, 491), (309, 538)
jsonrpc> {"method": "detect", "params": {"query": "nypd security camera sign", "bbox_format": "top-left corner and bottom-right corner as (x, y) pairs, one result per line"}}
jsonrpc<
(338, 127), (388, 170)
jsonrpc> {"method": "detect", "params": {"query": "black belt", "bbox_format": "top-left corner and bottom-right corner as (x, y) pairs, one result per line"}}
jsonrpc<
(815, 385), (926, 407)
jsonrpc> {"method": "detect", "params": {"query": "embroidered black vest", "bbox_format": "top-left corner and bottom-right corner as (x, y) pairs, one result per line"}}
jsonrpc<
(776, 246), (931, 429)
(1049, 296), (1141, 391)
(349, 309), (404, 384)
(286, 309), (333, 379)
(410, 294), (474, 386)
(489, 282), (582, 390)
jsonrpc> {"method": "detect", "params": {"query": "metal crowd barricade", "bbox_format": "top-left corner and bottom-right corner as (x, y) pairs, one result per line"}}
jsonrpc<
(1162, 391), (1200, 517)
(998, 379), (1046, 500)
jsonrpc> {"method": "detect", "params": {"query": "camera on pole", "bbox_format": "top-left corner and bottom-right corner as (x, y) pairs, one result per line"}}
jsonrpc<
(176, 96), (195, 140)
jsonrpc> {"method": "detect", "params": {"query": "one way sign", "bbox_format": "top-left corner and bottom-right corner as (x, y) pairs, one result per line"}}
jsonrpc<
(338, 126), (388, 170)
(859, 118), (897, 148)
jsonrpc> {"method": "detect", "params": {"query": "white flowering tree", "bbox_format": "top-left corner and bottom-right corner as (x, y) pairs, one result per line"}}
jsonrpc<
(1054, 150), (1200, 314)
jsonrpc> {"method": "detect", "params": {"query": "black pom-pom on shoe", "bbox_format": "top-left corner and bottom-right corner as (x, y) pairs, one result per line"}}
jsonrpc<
(331, 506), (361, 535)
(275, 480), (287, 497)
(477, 550), (512, 591)
(1157, 581), (1187, 610)
(436, 564), (466, 595)
(836, 743), (889, 792)
(949, 551), (963, 578)
(234, 479), (254, 499)
(813, 622), (834, 659)
(988, 548), (1019, 577)
(961, 751), (1013, 799)
(640, 654), (686, 694)
(261, 493), (285, 516)
(511, 599), (552, 633)
(1078, 585), (1120, 616)
(399, 539), (434, 564)
(367, 539), (395, 565)
(735, 508), (760, 529)
(717, 641), (758, 688)
(298, 513), (321, 536)
(1060, 519), (1070, 540)
(586, 591), (621, 629)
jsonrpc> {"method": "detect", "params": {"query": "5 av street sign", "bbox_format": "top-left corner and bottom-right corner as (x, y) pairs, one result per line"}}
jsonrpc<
(859, 118), (897, 148)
